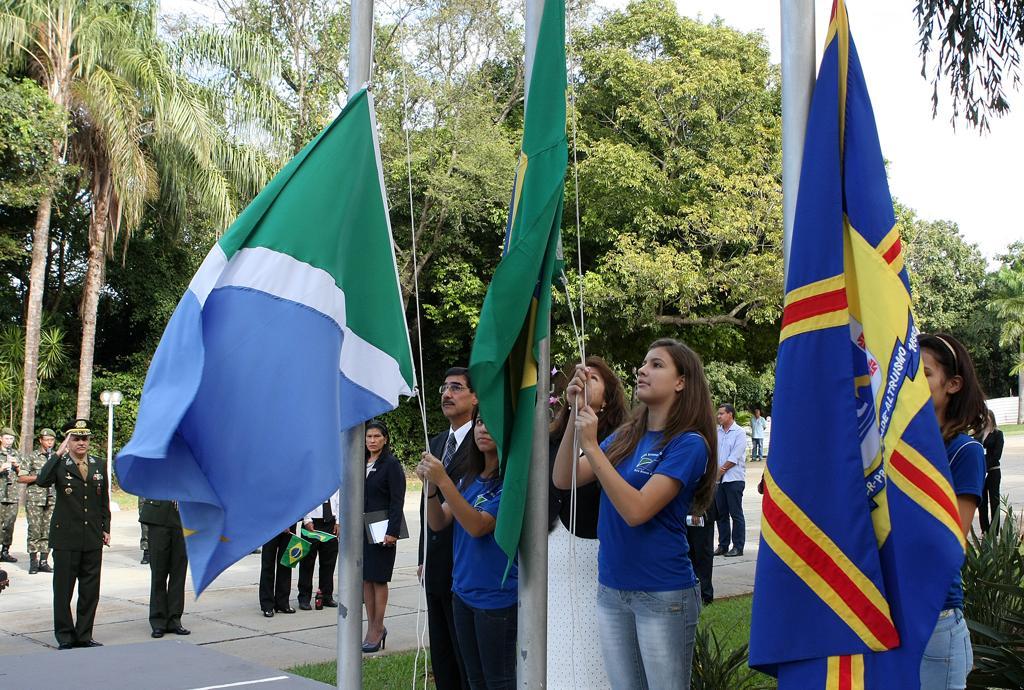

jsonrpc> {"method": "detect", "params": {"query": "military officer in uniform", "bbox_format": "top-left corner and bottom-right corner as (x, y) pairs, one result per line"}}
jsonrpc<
(34, 419), (110, 649)
(0, 427), (22, 563)
(18, 428), (58, 574)
(139, 497), (190, 637)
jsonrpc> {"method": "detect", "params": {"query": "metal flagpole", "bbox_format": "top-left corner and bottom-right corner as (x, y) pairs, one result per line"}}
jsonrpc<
(780, 0), (816, 281)
(337, 3), (374, 687)
(337, 425), (365, 689)
(517, 0), (549, 685)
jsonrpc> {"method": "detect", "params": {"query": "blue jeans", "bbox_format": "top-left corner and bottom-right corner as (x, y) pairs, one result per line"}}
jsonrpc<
(451, 594), (517, 690)
(596, 584), (702, 689)
(920, 609), (972, 690)
(715, 481), (745, 551)
(751, 437), (764, 461)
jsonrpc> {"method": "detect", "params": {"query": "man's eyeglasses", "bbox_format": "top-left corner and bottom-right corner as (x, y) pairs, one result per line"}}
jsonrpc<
(439, 383), (468, 394)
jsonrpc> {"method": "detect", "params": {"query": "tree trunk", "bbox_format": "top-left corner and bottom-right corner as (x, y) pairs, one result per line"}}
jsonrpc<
(76, 183), (111, 419)
(18, 191), (55, 454)
(1018, 337), (1023, 425)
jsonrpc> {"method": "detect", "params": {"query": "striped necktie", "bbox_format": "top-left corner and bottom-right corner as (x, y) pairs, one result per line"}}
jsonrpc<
(441, 433), (457, 468)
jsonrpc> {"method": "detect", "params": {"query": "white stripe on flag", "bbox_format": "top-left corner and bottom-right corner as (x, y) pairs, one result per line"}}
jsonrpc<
(188, 244), (411, 405)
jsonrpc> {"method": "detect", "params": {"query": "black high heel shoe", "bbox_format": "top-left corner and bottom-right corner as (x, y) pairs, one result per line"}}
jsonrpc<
(361, 628), (387, 653)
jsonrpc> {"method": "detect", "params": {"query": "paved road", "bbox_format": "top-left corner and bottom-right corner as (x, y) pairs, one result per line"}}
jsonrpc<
(1, 435), (1021, 671)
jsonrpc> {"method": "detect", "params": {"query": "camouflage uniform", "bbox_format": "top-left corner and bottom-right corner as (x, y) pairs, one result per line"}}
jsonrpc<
(21, 448), (56, 553)
(0, 444), (22, 558)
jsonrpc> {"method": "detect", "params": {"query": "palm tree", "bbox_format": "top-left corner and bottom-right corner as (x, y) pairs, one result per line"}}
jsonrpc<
(0, 0), (114, 451)
(3, 0), (287, 425)
(0, 324), (68, 427)
(989, 265), (1024, 424)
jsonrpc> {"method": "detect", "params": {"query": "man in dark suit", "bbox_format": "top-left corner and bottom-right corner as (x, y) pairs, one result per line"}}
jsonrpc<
(418, 367), (475, 690)
(139, 498), (190, 637)
(298, 490), (340, 610)
(34, 419), (110, 649)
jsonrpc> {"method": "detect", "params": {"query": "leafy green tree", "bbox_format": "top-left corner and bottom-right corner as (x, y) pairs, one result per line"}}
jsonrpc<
(4, 0), (286, 424)
(988, 241), (1024, 423)
(566, 0), (783, 374)
(0, 323), (67, 427)
(0, 76), (65, 212)
(1, 0), (109, 450)
(898, 203), (987, 332)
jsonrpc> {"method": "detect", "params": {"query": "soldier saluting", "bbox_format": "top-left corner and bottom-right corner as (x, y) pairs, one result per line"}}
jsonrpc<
(18, 428), (58, 574)
(0, 427), (22, 564)
(34, 419), (111, 649)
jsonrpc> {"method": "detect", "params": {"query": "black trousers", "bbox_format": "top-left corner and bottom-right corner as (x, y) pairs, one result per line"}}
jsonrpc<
(427, 588), (470, 690)
(978, 470), (1001, 533)
(687, 503), (716, 604)
(259, 531), (293, 611)
(147, 523), (188, 631)
(52, 548), (103, 646)
(297, 518), (338, 603)
(451, 595), (517, 690)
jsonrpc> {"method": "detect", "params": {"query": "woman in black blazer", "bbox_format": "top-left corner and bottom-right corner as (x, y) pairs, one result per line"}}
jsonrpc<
(362, 420), (406, 653)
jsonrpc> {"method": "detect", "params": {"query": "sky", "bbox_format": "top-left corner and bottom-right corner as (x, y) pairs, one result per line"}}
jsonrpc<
(163, 0), (1022, 262)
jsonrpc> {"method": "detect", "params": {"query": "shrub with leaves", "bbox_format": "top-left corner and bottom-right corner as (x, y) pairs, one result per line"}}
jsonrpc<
(691, 626), (766, 690)
(964, 505), (1024, 689)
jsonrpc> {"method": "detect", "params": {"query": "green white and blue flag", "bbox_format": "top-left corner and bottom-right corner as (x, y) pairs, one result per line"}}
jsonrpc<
(116, 89), (414, 593)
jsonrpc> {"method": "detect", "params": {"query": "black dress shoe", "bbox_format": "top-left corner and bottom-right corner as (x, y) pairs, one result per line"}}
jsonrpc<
(170, 626), (191, 635)
(151, 630), (165, 638)
(713, 546), (727, 556)
(275, 606), (296, 614)
(724, 547), (743, 557)
(321, 597), (338, 608)
(262, 609), (274, 618)
(298, 601), (312, 611)
(57, 642), (74, 650)
(77, 640), (103, 648)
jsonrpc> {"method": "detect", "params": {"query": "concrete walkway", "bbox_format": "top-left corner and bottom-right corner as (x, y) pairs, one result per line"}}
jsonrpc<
(1, 435), (1021, 671)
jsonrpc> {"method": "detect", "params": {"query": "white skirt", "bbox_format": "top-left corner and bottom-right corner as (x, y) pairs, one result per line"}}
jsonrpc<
(546, 521), (610, 689)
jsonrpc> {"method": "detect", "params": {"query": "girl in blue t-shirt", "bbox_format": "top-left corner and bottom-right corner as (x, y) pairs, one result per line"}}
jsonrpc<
(417, 408), (517, 690)
(553, 338), (718, 689)
(918, 333), (989, 690)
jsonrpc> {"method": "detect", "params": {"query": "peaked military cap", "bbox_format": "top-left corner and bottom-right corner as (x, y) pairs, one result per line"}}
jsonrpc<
(38, 428), (56, 438)
(63, 419), (92, 437)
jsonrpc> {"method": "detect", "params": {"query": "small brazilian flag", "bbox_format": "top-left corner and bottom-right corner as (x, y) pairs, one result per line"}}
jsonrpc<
(301, 528), (336, 543)
(280, 534), (311, 568)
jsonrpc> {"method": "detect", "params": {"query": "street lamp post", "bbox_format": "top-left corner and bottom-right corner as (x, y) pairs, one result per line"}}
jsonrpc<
(99, 389), (123, 513)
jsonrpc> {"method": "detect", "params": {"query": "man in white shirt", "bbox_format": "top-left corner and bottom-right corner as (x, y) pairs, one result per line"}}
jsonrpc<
(750, 407), (766, 462)
(297, 490), (340, 610)
(714, 404), (748, 557)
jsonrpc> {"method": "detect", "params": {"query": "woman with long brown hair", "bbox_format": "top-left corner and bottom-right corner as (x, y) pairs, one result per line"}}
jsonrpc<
(553, 338), (717, 689)
(918, 333), (987, 690)
(546, 356), (628, 689)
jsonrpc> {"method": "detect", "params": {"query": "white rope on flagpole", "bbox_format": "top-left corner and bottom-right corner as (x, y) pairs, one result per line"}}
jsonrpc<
(400, 56), (434, 690)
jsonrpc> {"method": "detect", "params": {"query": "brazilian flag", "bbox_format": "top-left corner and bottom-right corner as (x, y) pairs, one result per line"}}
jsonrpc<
(280, 534), (311, 568)
(469, 0), (567, 572)
(301, 528), (336, 543)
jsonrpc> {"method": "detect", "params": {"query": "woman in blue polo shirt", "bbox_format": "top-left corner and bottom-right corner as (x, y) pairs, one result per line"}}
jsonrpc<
(918, 334), (988, 690)
(417, 409), (517, 690)
(553, 338), (718, 689)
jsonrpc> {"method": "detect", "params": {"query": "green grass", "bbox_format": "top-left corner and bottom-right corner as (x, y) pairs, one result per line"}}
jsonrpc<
(289, 650), (435, 689)
(1001, 423), (1024, 436)
(699, 593), (754, 652)
(289, 595), (760, 687)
